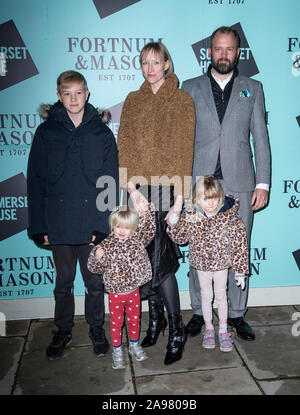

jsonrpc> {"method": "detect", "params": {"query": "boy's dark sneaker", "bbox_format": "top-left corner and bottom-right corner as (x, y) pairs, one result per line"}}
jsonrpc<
(46, 330), (72, 361)
(89, 327), (109, 356)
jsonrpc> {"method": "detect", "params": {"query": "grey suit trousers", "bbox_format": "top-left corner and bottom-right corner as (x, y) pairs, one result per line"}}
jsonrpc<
(188, 182), (253, 318)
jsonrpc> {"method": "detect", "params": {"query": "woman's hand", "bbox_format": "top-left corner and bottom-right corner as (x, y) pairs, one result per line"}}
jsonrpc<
(127, 181), (149, 216)
(165, 195), (183, 226)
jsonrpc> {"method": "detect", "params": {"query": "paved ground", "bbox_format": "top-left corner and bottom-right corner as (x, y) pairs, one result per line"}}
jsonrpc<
(1, 305), (300, 398)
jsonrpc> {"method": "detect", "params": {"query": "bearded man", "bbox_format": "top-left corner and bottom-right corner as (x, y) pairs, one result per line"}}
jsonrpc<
(182, 26), (271, 342)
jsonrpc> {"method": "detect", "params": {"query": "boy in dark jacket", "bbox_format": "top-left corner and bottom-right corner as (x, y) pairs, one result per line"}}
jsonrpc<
(27, 70), (119, 360)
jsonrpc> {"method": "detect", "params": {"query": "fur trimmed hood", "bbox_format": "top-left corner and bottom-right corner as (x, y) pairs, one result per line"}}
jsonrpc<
(38, 102), (111, 123)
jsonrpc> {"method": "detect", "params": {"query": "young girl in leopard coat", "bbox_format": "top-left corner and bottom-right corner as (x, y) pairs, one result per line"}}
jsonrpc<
(88, 202), (155, 369)
(167, 175), (249, 352)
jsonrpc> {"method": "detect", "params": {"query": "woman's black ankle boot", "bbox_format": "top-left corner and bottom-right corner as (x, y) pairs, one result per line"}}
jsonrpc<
(141, 300), (167, 348)
(164, 314), (187, 365)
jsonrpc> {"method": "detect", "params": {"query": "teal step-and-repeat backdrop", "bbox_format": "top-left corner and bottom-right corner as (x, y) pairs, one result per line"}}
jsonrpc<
(0, 0), (299, 312)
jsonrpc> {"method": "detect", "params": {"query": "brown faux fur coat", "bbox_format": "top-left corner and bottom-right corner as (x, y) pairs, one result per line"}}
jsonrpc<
(118, 73), (195, 197)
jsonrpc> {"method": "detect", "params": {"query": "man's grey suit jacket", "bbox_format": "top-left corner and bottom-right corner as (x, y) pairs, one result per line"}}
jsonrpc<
(182, 73), (271, 192)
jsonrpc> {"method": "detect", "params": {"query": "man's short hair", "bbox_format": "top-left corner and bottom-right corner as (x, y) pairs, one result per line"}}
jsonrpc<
(210, 26), (241, 49)
(57, 70), (88, 94)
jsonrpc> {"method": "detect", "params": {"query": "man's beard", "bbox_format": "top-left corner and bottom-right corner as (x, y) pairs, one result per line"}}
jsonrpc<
(211, 55), (238, 75)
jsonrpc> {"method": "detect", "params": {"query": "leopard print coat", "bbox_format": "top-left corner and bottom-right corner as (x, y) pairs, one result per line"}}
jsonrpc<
(167, 197), (249, 275)
(87, 208), (155, 293)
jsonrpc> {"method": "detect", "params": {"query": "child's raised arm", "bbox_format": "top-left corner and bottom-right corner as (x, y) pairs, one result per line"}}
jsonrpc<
(166, 207), (191, 245)
(165, 195), (184, 227)
(136, 202), (156, 247)
(127, 181), (149, 216)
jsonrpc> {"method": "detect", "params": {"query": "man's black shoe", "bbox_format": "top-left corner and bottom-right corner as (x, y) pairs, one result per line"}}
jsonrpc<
(227, 317), (255, 341)
(89, 327), (109, 356)
(186, 314), (205, 337)
(46, 330), (72, 361)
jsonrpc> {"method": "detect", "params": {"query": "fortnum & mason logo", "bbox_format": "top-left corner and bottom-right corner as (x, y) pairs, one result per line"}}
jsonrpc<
(282, 179), (300, 272)
(287, 37), (300, 77)
(283, 179), (300, 209)
(191, 22), (259, 77)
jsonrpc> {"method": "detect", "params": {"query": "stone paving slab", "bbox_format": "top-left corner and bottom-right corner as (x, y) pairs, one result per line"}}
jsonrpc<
(258, 378), (300, 395)
(6, 320), (30, 337)
(132, 329), (243, 377)
(35, 317), (124, 347)
(0, 337), (24, 395)
(14, 347), (134, 395)
(139, 309), (195, 333)
(234, 325), (300, 380)
(13, 321), (133, 395)
(243, 306), (296, 326)
(2, 306), (300, 396)
(135, 367), (262, 395)
(140, 306), (298, 333)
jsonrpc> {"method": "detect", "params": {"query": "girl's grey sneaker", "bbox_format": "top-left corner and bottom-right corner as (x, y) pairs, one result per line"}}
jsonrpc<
(202, 328), (215, 349)
(112, 347), (125, 369)
(129, 342), (148, 362)
(218, 331), (233, 352)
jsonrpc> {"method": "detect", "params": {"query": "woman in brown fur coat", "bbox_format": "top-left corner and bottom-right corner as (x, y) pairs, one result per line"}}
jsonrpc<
(118, 42), (195, 365)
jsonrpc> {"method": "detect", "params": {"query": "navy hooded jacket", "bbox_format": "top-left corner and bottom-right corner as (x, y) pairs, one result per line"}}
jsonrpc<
(27, 101), (119, 245)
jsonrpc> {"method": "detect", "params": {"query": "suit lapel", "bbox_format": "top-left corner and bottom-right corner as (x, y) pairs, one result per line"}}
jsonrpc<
(222, 76), (244, 125)
(201, 76), (220, 125)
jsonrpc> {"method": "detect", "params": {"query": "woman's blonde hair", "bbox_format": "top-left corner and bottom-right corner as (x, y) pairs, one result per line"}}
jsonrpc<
(192, 175), (224, 213)
(140, 42), (174, 78)
(109, 206), (139, 232)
